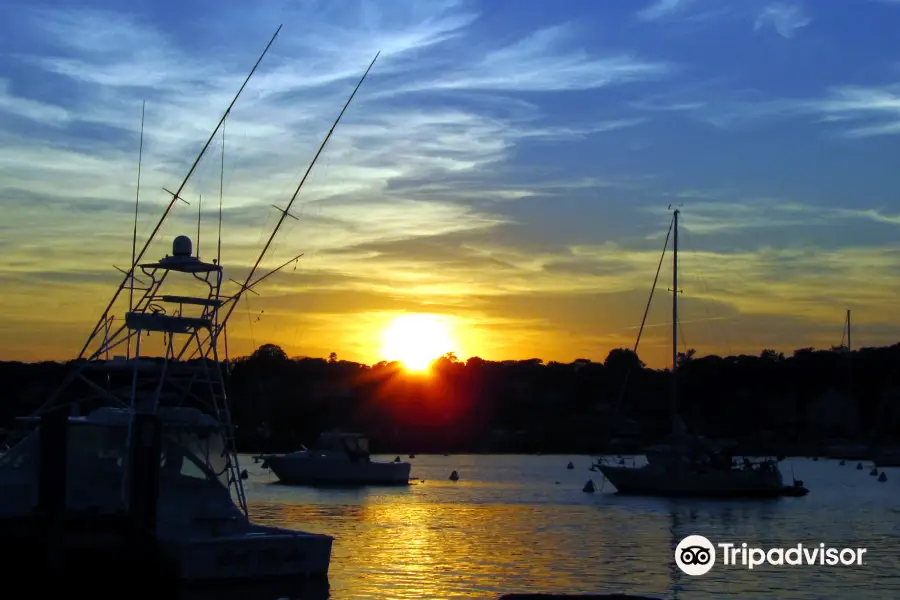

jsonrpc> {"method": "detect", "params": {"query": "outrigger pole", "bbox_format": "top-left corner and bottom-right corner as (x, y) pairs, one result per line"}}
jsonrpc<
(183, 51), (380, 360)
(78, 24), (283, 359)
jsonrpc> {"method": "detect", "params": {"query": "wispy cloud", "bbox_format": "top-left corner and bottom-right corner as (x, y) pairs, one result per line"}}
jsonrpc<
(753, 3), (812, 38)
(637, 0), (698, 21)
(804, 85), (900, 137)
(644, 198), (900, 235)
(631, 79), (900, 138)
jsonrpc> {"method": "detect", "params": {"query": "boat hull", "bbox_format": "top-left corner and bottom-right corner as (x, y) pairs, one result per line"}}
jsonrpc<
(266, 456), (412, 486)
(598, 465), (794, 498)
(162, 525), (333, 582)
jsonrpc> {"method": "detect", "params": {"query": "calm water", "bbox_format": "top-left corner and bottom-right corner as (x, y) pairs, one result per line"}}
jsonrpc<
(238, 454), (900, 600)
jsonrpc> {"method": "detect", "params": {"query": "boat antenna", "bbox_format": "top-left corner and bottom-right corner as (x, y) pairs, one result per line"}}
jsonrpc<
(128, 100), (145, 359)
(216, 51), (380, 331)
(78, 24), (282, 359)
(197, 194), (202, 258)
(217, 119), (225, 267)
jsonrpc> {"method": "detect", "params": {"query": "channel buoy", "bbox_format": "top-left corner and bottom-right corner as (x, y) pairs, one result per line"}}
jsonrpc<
(449, 470), (459, 481)
(812, 456), (819, 461)
(409, 454), (415, 459)
(839, 460), (846, 466)
(878, 472), (888, 482)
(870, 467), (879, 476)
(394, 456), (401, 463)
(856, 462), (863, 470)
(583, 479), (595, 493)
(566, 461), (574, 470)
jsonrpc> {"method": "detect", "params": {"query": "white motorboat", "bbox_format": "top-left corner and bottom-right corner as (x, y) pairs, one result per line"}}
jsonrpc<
(260, 432), (412, 486)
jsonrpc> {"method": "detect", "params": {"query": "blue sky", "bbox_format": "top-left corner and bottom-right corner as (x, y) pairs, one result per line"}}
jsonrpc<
(1, 0), (900, 365)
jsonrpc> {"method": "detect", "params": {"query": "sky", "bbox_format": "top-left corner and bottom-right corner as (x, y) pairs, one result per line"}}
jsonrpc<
(2, 0), (900, 368)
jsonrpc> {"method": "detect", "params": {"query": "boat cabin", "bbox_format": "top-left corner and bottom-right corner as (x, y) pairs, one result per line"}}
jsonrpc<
(0, 407), (245, 533)
(317, 432), (371, 462)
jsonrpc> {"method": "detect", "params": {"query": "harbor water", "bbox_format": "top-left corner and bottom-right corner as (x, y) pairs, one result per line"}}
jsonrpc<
(240, 454), (900, 599)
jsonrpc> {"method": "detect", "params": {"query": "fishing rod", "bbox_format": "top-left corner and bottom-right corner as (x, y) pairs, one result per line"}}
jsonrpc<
(219, 51), (380, 330)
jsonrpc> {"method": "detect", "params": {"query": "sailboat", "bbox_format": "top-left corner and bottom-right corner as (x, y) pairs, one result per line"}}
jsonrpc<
(825, 310), (900, 466)
(0, 27), (380, 582)
(596, 208), (808, 498)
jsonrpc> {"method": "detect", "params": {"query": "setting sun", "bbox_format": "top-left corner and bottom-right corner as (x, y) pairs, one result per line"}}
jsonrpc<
(380, 314), (455, 371)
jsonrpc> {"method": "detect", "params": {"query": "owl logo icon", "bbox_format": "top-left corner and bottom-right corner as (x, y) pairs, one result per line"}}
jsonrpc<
(675, 535), (716, 575)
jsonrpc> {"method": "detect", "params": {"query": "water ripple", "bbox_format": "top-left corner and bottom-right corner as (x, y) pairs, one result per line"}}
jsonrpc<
(243, 454), (900, 599)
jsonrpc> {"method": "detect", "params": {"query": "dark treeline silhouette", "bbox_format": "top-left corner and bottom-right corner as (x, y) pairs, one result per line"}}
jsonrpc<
(2, 342), (899, 454)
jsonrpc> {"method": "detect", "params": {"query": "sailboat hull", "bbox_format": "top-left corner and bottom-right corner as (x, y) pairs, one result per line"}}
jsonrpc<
(598, 465), (795, 498)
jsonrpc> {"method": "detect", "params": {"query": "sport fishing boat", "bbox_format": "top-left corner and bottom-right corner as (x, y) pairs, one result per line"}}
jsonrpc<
(259, 431), (412, 485)
(0, 235), (334, 582)
(595, 208), (808, 499)
(0, 26), (380, 583)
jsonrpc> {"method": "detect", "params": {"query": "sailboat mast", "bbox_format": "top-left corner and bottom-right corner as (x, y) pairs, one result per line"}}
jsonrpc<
(847, 309), (852, 351)
(671, 208), (680, 415)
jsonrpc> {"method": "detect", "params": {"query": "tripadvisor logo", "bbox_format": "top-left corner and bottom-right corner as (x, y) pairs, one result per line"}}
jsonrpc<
(675, 535), (867, 576)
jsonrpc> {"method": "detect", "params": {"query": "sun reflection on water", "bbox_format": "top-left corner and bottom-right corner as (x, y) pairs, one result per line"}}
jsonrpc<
(251, 501), (675, 599)
(245, 454), (900, 600)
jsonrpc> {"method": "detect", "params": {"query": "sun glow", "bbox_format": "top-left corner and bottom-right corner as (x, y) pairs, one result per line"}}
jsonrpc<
(380, 313), (455, 371)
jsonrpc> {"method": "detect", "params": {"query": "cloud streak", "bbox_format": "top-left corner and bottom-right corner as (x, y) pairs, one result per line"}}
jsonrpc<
(637, 0), (698, 21)
(754, 3), (812, 38)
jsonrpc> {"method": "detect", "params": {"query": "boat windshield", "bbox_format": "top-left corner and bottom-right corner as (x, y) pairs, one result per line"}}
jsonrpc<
(161, 427), (231, 488)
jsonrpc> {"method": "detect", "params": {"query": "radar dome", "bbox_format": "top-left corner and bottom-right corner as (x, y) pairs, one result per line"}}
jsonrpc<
(172, 235), (192, 257)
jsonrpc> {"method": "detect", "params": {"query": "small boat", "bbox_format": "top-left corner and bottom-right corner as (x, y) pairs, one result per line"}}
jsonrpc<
(260, 432), (412, 486)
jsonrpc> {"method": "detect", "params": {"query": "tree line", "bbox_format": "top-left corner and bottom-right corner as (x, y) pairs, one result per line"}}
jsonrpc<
(1, 341), (898, 454)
